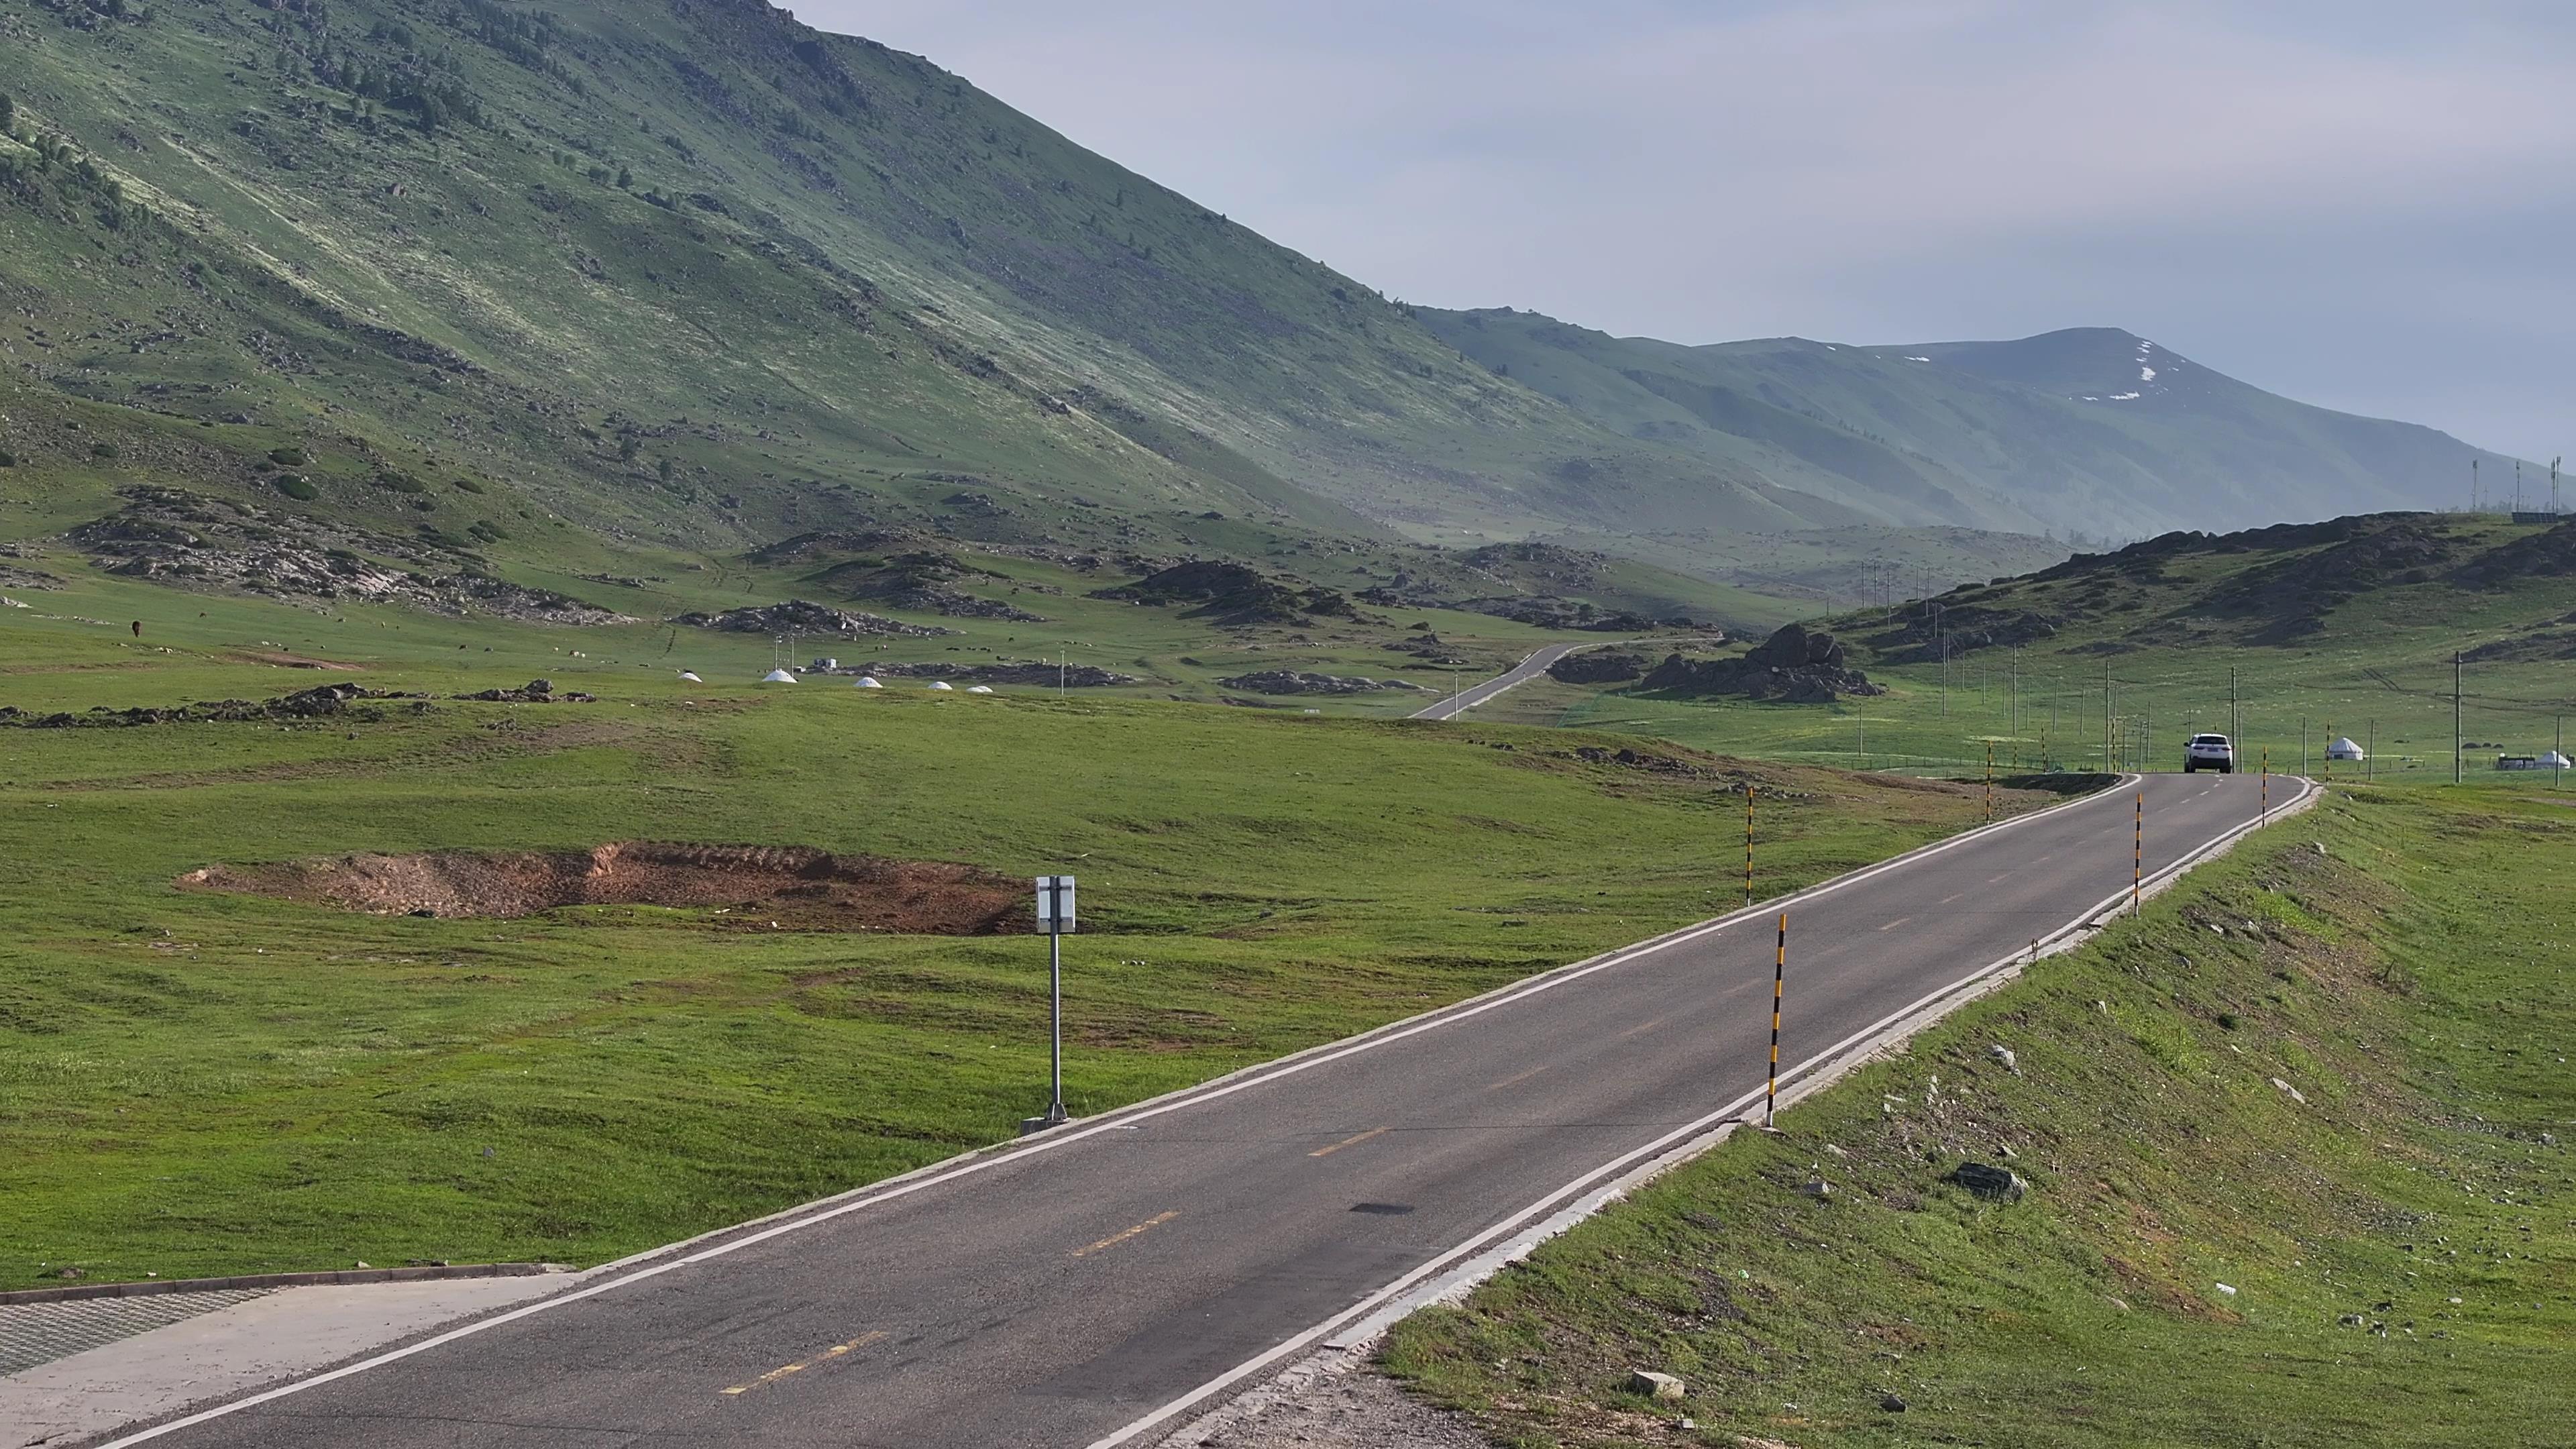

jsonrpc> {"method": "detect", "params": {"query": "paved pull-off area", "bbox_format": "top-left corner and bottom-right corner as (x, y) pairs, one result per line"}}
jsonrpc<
(95, 774), (2300, 1449)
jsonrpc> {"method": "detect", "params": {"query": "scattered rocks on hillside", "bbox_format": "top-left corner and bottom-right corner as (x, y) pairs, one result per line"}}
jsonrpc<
(1860, 602), (2061, 663)
(453, 679), (596, 703)
(1625, 1371), (1686, 1403)
(1216, 670), (1426, 696)
(1383, 632), (1470, 664)
(0, 682), (431, 728)
(802, 548), (1049, 621)
(1947, 1161), (2028, 1201)
(672, 600), (953, 639)
(70, 487), (629, 625)
(0, 563), (62, 592)
(841, 661), (1138, 688)
(1546, 650), (1646, 684)
(1094, 560), (1356, 626)
(1642, 623), (1883, 702)
(2451, 518), (2576, 588)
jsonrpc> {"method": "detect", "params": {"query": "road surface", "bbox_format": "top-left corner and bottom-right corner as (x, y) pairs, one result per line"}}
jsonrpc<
(114, 773), (2308, 1449)
(1408, 641), (1595, 720)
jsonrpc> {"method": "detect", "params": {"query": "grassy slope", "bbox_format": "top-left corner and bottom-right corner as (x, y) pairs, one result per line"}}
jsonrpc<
(1420, 309), (2523, 542)
(1385, 780), (2573, 1448)
(0, 0), (1843, 575)
(0, 594), (2042, 1288)
(1487, 515), (2576, 779)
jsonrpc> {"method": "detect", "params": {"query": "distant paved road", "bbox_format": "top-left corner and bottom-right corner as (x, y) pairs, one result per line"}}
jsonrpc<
(115, 773), (2311, 1449)
(1409, 641), (1595, 720)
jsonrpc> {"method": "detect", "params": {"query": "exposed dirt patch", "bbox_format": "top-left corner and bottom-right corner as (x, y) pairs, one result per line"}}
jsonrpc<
(177, 842), (1025, 932)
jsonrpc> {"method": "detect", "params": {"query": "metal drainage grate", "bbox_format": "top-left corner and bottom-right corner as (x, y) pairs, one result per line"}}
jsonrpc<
(0, 1289), (272, 1377)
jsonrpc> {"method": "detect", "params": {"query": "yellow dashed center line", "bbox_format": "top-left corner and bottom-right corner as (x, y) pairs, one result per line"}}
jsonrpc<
(1617, 1016), (1670, 1039)
(1309, 1126), (1391, 1158)
(1486, 1065), (1550, 1091)
(1876, 916), (1911, 932)
(1073, 1210), (1179, 1258)
(720, 1330), (888, 1397)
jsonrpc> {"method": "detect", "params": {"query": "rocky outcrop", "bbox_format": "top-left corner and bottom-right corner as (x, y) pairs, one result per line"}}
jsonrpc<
(1216, 670), (1427, 696)
(72, 486), (631, 625)
(1640, 623), (1882, 702)
(1094, 559), (1354, 625)
(0, 683), (432, 728)
(672, 600), (953, 638)
(1546, 650), (1646, 684)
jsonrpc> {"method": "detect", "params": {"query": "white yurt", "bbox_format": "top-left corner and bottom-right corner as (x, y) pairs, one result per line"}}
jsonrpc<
(965, 684), (995, 694)
(2542, 750), (2573, 770)
(678, 670), (703, 682)
(2326, 737), (2365, 761)
(926, 680), (955, 692)
(761, 668), (798, 684)
(855, 676), (884, 689)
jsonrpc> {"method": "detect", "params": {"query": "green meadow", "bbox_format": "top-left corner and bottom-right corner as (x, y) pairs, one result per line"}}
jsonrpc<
(0, 579), (2021, 1289)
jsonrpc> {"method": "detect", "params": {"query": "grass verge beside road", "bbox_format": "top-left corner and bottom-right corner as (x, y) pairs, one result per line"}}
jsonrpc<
(1383, 782), (2575, 1447)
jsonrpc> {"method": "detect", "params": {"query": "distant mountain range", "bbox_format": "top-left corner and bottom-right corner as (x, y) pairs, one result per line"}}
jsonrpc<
(0, 0), (2527, 602)
(1418, 312), (2522, 542)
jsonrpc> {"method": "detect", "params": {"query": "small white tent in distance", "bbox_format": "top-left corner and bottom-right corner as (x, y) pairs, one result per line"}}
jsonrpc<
(926, 680), (955, 691)
(855, 676), (884, 689)
(2326, 737), (2365, 761)
(762, 668), (798, 684)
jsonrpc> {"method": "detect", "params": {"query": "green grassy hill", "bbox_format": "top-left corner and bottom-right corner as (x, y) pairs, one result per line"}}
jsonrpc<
(1421, 309), (2524, 541)
(0, 0), (1852, 578)
(1480, 512), (2576, 782)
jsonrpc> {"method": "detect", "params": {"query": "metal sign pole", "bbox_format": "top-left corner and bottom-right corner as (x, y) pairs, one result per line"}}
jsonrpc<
(1024, 876), (1077, 1133)
(1049, 930), (1065, 1121)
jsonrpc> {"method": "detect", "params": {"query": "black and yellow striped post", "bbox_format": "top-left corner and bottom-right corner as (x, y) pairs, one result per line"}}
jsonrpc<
(2133, 790), (2143, 917)
(2261, 748), (2269, 824)
(2322, 724), (2333, 784)
(1765, 912), (1786, 1127)
(1743, 781), (1755, 910)
(1984, 742), (1995, 822)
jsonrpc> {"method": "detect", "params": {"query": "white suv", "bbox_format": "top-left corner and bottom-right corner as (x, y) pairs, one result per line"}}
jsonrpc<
(2183, 734), (2236, 773)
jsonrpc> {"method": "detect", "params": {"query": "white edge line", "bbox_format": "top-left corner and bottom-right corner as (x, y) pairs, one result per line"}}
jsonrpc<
(92, 769), (2178, 1448)
(1090, 776), (2323, 1448)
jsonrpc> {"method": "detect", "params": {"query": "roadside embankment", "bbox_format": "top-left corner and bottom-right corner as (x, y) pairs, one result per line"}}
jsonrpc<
(1382, 782), (2574, 1447)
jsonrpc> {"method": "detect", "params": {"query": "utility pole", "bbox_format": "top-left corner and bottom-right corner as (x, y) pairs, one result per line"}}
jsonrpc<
(2009, 646), (2020, 754)
(2367, 719), (2375, 784)
(2473, 458), (2481, 513)
(2229, 667), (2239, 751)
(1936, 603), (1947, 718)
(2455, 651), (2465, 785)
(1744, 782), (1756, 910)
(2557, 714), (2565, 790)
(2302, 715), (2309, 779)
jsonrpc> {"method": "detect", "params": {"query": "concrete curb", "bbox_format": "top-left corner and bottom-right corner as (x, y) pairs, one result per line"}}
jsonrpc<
(0, 1263), (570, 1308)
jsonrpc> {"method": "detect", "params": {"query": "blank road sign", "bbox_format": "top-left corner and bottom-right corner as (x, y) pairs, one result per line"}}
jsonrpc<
(1036, 875), (1077, 934)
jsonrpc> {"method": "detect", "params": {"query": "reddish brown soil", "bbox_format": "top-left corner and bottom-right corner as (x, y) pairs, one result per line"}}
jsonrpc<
(178, 841), (1025, 933)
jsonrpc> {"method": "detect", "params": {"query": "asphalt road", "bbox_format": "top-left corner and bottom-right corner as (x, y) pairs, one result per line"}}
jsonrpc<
(118, 773), (2304, 1449)
(1407, 642), (1593, 720)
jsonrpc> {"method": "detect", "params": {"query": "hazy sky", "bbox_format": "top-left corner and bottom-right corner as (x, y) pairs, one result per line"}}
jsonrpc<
(807, 1), (2570, 466)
